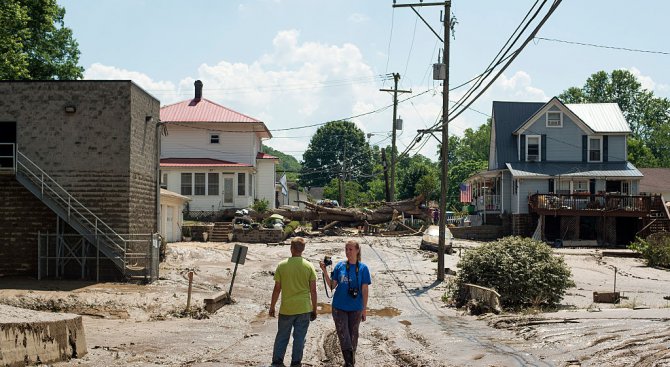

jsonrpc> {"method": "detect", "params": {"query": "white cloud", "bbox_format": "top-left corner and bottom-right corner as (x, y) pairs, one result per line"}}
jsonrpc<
(83, 63), (180, 104)
(348, 13), (369, 23)
(628, 67), (656, 91)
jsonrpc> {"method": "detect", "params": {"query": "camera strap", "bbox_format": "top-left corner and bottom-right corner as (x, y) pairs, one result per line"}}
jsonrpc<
(322, 268), (333, 299)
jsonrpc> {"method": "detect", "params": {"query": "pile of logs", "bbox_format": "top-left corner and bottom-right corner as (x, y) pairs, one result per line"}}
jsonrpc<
(271, 195), (430, 235)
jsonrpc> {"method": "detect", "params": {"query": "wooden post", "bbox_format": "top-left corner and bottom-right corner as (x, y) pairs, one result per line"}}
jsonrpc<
(186, 271), (194, 311)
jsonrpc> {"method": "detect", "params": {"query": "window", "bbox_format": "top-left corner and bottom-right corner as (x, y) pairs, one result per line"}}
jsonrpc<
(208, 173), (219, 196)
(180, 173), (192, 195)
(574, 180), (588, 193)
(546, 111), (562, 127)
(160, 173), (168, 189)
(237, 173), (246, 196)
(588, 137), (602, 162)
(622, 181), (630, 195)
(248, 174), (253, 197)
(210, 133), (220, 144)
(558, 180), (570, 194)
(194, 173), (206, 195)
(526, 135), (540, 162)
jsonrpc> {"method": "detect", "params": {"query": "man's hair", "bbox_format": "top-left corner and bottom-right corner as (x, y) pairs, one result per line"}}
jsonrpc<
(291, 237), (306, 253)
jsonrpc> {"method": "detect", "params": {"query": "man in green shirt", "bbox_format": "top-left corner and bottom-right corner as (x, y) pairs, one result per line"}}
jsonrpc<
(269, 237), (317, 367)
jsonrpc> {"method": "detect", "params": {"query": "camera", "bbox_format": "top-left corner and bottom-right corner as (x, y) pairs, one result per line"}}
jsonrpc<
(348, 287), (359, 298)
(323, 256), (332, 266)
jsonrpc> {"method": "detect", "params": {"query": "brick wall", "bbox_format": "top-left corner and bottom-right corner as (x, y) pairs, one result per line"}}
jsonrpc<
(232, 228), (283, 243)
(0, 175), (56, 276)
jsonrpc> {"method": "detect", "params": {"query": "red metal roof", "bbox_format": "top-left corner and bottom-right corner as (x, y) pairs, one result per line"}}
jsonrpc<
(160, 158), (252, 168)
(160, 98), (262, 123)
(257, 152), (279, 160)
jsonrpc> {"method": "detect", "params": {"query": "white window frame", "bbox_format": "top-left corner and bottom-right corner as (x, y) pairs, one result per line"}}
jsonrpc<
(574, 180), (588, 193)
(526, 135), (541, 162)
(622, 180), (631, 195)
(588, 136), (603, 162)
(546, 111), (563, 127)
(210, 133), (220, 144)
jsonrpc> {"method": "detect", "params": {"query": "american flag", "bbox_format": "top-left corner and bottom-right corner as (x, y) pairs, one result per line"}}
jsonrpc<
(459, 183), (472, 203)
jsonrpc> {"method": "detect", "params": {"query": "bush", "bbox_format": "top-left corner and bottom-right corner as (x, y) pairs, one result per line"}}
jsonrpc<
(252, 198), (270, 213)
(628, 233), (670, 268)
(283, 221), (300, 240)
(454, 236), (574, 309)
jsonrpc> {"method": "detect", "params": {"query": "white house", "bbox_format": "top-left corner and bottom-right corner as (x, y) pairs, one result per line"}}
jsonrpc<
(160, 80), (278, 212)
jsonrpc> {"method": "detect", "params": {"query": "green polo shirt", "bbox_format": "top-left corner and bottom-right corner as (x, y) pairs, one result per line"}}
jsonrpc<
(274, 256), (317, 315)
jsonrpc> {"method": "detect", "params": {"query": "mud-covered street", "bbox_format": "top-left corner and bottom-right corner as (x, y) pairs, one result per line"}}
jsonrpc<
(2, 235), (670, 366)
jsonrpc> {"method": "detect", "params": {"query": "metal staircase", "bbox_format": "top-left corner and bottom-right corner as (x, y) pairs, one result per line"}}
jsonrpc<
(14, 149), (154, 281)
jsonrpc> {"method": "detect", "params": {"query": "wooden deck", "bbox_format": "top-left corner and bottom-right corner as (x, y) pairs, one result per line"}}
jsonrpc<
(528, 193), (665, 218)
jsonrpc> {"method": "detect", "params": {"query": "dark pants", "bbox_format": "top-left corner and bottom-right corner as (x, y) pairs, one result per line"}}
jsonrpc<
(332, 307), (362, 365)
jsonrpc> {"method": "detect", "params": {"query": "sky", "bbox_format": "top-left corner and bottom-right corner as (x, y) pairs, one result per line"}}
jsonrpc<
(58, 0), (669, 162)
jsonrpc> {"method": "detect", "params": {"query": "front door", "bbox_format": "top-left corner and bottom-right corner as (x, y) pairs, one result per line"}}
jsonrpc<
(0, 122), (16, 171)
(223, 174), (234, 206)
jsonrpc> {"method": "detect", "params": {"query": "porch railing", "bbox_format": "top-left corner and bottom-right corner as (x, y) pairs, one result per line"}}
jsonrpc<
(475, 194), (501, 211)
(528, 193), (664, 214)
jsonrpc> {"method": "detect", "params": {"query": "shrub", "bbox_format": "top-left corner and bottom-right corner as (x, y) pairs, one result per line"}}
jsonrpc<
(454, 236), (574, 309)
(283, 221), (300, 240)
(252, 198), (270, 213)
(628, 233), (670, 268)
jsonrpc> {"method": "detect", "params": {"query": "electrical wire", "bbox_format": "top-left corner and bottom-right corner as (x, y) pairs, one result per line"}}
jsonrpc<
(534, 37), (670, 56)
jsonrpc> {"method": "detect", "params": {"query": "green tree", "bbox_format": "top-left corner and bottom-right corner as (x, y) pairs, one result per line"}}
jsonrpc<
(322, 178), (371, 207)
(397, 156), (438, 201)
(300, 120), (373, 188)
(0, 0), (83, 80)
(559, 69), (670, 167)
(262, 145), (301, 181)
(627, 138), (658, 168)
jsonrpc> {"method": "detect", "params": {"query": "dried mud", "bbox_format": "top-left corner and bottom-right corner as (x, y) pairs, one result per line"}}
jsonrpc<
(1, 236), (669, 366)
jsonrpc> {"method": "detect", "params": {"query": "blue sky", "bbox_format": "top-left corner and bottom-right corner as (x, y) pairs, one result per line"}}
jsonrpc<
(58, 0), (669, 161)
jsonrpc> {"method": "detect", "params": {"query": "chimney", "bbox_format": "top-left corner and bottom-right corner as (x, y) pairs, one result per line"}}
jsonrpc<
(194, 80), (203, 100)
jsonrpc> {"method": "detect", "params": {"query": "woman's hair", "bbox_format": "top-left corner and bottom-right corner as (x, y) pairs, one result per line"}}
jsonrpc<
(346, 239), (361, 263)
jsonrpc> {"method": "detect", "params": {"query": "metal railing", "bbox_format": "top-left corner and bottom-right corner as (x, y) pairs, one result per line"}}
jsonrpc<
(529, 193), (662, 214)
(15, 149), (139, 276)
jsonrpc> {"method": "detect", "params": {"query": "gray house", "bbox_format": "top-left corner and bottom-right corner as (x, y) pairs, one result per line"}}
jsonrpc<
(467, 97), (667, 245)
(0, 81), (161, 281)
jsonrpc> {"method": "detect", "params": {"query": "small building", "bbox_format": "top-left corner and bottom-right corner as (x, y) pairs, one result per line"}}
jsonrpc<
(0, 81), (160, 281)
(159, 189), (190, 243)
(639, 168), (670, 202)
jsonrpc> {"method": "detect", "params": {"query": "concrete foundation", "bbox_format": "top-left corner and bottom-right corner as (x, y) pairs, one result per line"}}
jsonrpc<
(0, 305), (87, 366)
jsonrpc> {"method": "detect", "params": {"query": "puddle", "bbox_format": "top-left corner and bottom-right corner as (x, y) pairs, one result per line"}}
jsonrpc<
(317, 304), (401, 318)
(368, 307), (401, 317)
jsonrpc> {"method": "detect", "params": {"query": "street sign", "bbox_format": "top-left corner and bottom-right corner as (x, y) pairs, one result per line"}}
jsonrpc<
(231, 244), (248, 265)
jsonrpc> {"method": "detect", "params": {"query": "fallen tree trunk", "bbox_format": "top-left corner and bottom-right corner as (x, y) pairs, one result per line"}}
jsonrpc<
(272, 195), (430, 225)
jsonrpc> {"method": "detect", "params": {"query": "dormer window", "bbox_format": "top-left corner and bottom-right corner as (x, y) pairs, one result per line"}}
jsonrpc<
(526, 135), (541, 162)
(210, 133), (220, 144)
(546, 111), (562, 127)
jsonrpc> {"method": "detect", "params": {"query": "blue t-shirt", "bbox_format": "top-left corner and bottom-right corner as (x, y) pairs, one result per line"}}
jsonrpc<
(330, 261), (372, 311)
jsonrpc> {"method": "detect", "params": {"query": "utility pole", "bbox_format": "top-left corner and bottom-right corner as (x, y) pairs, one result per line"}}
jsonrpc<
(380, 73), (411, 202)
(381, 149), (391, 202)
(393, 1), (450, 281)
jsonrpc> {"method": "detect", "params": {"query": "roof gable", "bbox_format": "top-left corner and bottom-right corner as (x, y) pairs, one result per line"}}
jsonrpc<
(513, 97), (593, 135)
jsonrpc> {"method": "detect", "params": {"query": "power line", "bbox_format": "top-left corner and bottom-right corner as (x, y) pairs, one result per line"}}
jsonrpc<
(535, 37), (670, 56)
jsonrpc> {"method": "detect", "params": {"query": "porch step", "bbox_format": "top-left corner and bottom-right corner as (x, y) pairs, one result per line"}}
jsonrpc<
(210, 222), (233, 242)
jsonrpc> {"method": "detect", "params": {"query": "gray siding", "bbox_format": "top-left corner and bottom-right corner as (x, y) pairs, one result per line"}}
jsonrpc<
(524, 111), (586, 162)
(607, 135), (626, 162)
(517, 178), (548, 214)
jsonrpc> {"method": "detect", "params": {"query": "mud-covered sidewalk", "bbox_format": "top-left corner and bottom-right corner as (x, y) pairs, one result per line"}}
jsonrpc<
(1, 236), (669, 366)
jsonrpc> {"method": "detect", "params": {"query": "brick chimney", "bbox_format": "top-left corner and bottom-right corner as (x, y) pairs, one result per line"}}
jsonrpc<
(194, 80), (203, 100)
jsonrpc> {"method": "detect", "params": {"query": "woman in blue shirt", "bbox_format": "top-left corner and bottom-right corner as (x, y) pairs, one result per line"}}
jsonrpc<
(320, 239), (372, 367)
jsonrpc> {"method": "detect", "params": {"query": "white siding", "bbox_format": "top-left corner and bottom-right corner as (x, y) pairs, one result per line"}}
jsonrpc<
(161, 167), (254, 211)
(161, 124), (258, 165)
(257, 160), (277, 209)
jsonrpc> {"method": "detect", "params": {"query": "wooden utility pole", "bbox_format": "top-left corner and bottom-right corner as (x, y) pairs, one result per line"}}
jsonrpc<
(382, 149), (391, 202)
(380, 73), (411, 202)
(393, 1), (450, 281)
(438, 1), (451, 281)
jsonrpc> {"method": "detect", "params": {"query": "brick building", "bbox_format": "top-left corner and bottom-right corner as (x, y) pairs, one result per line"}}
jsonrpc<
(0, 81), (160, 281)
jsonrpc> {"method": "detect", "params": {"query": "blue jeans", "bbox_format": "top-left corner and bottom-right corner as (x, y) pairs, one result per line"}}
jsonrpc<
(272, 312), (311, 366)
